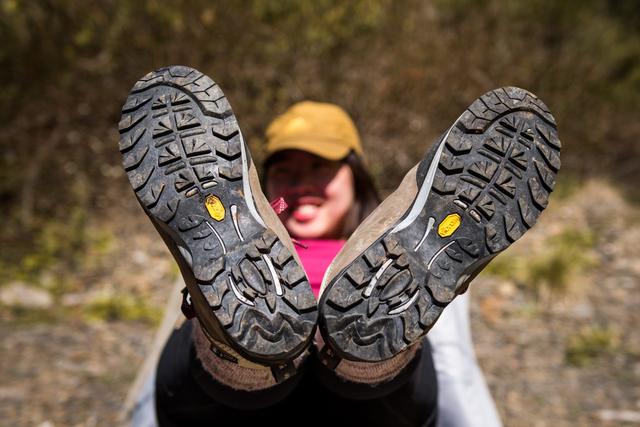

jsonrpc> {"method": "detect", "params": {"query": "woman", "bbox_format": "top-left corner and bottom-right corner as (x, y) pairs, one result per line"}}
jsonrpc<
(122, 66), (558, 427)
(261, 101), (381, 293)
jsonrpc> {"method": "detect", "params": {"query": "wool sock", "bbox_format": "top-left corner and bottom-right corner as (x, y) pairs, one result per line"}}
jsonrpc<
(333, 342), (421, 385)
(192, 319), (306, 391)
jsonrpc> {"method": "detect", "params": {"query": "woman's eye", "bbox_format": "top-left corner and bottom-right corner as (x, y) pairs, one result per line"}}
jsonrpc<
(313, 161), (336, 172)
(270, 168), (292, 180)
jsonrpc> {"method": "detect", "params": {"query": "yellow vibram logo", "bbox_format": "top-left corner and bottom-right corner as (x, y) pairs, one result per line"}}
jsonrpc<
(438, 213), (461, 238)
(205, 195), (225, 221)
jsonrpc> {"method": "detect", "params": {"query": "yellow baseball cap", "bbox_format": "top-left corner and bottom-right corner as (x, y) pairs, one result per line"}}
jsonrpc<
(265, 101), (363, 161)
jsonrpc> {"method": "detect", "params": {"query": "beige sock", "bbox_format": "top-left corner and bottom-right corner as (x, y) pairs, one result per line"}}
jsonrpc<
(333, 342), (422, 385)
(192, 319), (306, 391)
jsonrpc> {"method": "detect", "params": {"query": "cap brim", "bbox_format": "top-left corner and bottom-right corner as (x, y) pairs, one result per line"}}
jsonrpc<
(266, 138), (352, 161)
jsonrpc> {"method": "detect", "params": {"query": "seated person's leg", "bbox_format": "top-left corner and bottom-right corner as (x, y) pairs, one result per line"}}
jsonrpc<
(155, 320), (309, 426)
(312, 337), (438, 427)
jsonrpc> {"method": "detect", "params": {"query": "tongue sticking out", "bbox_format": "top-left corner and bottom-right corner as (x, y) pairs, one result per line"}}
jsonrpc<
(293, 204), (318, 222)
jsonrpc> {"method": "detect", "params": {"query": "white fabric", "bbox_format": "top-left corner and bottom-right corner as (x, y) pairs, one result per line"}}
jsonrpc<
(122, 279), (183, 427)
(129, 371), (158, 427)
(428, 292), (503, 427)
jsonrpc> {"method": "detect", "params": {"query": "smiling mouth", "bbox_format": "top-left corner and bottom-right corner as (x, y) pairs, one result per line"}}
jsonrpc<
(291, 196), (324, 223)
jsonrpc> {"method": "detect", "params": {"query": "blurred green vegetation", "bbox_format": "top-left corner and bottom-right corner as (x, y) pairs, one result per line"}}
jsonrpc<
(1, 292), (162, 325)
(83, 292), (163, 325)
(1, 0), (639, 293)
(527, 228), (598, 295)
(566, 325), (620, 367)
(482, 227), (598, 297)
(0, 207), (113, 287)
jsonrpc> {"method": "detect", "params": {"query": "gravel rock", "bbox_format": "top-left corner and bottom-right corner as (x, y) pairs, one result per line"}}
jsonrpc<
(0, 282), (53, 309)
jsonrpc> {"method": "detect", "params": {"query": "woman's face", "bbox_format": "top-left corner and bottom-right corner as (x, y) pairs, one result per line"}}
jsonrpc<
(265, 150), (355, 239)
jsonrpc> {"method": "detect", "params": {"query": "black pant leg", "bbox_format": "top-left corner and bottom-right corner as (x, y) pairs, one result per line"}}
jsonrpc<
(155, 320), (308, 426)
(311, 338), (439, 427)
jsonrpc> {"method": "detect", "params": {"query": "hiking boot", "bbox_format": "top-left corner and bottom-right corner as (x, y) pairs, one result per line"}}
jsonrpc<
(318, 87), (561, 363)
(118, 66), (317, 372)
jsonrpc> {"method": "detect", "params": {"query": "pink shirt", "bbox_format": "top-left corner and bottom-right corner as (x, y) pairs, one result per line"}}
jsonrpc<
(294, 239), (345, 297)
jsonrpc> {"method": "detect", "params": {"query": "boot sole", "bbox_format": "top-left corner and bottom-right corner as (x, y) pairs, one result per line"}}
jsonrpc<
(118, 66), (316, 365)
(319, 87), (561, 362)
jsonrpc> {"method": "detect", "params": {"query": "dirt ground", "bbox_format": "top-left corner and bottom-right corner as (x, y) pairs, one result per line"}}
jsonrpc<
(1, 181), (639, 427)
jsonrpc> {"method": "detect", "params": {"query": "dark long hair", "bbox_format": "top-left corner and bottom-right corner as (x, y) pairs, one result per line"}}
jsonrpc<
(262, 150), (380, 239)
(339, 151), (381, 237)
